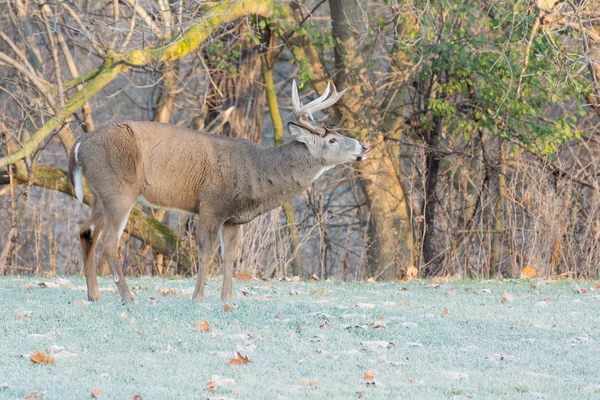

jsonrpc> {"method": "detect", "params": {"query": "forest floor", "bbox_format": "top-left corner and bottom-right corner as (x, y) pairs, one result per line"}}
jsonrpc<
(0, 276), (599, 399)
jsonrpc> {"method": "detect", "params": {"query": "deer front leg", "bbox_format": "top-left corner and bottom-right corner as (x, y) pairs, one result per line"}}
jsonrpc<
(220, 223), (241, 301)
(192, 216), (222, 302)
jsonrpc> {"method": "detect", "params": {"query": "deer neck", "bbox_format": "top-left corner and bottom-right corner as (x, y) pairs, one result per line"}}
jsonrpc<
(255, 141), (329, 201)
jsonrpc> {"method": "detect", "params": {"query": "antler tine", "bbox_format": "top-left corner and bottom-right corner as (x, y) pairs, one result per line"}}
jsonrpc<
(292, 80), (331, 118)
(306, 84), (348, 115)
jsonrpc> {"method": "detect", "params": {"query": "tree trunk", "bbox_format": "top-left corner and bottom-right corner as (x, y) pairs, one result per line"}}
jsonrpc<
(329, 0), (414, 279)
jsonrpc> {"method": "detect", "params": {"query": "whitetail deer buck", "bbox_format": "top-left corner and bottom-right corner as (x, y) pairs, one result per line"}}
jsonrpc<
(69, 81), (369, 303)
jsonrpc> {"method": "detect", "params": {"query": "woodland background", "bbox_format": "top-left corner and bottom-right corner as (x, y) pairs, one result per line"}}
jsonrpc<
(1, 0), (600, 280)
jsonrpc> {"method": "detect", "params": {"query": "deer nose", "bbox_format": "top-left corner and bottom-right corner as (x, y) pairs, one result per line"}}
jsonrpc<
(361, 143), (370, 153)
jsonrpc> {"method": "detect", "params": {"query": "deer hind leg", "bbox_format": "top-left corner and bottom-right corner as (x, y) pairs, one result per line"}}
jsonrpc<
(220, 223), (241, 301)
(192, 214), (222, 302)
(98, 198), (136, 304)
(80, 202), (105, 301)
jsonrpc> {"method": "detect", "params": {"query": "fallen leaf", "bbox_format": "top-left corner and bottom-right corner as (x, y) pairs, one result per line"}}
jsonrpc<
(569, 336), (593, 344)
(24, 392), (42, 399)
(289, 290), (299, 296)
(28, 330), (59, 339)
(196, 320), (210, 332)
(29, 349), (55, 364)
(54, 351), (78, 359)
(575, 285), (587, 294)
(228, 352), (250, 366)
(299, 380), (316, 386)
(584, 384), (600, 392)
(407, 378), (424, 385)
(595, 282), (600, 289)
(440, 371), (468, 380)
(364, 371), (376, 380)
(443, 307), (449, 315)
(206, 381), (217, 392)
(362, 341), (394, 350)
(309, 289), (329, 296)
(223, 304), (232, 312)
(521, 265), (536, 279)
(356, 303), (375, 309)
(373, 317), (390, 329)
(320, 321), (331, 329)
(75, 300), (89, 307)
(91, 387), (103, 398)
(404, 266), (419, 280)
(157, 288), (178, 296)
(132, 395), (143, 400)
(47, 345), (63, 353)
(25, 283), (33, 289)
(121, 312), (129, 322)
(501, 292), (515, 303)
(366, 277), (376, 283)
(235, 270), (252, 281)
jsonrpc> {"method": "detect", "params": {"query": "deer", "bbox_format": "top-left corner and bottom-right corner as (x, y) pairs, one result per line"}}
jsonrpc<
(68, 80), (369, 303)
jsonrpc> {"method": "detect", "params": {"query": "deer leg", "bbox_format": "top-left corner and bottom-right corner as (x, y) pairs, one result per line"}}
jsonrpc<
(99, 202), (135, 304)
(80, 203), (104, 301)
(221, 223), (240, 301)
(192, 216), (222, 302)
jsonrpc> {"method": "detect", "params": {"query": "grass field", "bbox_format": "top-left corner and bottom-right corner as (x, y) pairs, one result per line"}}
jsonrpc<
(0, 276), (599, 399)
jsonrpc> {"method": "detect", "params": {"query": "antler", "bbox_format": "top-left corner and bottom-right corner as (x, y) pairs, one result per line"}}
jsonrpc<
(291, 80), (348, 136)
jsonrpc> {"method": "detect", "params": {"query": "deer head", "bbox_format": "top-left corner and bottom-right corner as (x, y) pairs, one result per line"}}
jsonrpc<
(289, 80), (369, 163)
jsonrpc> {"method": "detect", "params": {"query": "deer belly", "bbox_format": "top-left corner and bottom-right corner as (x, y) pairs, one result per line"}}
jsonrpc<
(137, 193), (197, 214)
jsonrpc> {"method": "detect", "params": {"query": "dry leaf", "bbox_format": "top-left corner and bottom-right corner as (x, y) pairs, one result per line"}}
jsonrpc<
(206, 381), (217, 392)
(366, 277), (376, 283)
(24, 392), (42, 399)
(25, 283), (33, 289)
(196, 320), (210, 332)
(521, 265), (536, 279)
(223, 304), (232, 312)
(443, 307), (449, 315)
(235, 270), (252, 281)
(157, 288), (178, 296)
(364, 371), (376, 380)
(91, 387), (103, 398)
(30, 349), (55, 364)
(319, 321), (331, 329)
(501, 293), (515, 303)
(299, 380), (316, 386)
(228, 352), (250, 366)
(132, 395), (143, 400)
(575, 285), (587, 294)
(595, 282), (600, 289)
(75, 300), (89, 307)
(404, 266), (419, 280)
(407, 378), (424, 385)
(121, 312), (129, 322)
(289, 290), (299, 296)
(310, 289), (329, 296)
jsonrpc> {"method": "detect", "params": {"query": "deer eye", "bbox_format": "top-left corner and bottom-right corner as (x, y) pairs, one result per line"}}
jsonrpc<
(328, 138), (337, 144)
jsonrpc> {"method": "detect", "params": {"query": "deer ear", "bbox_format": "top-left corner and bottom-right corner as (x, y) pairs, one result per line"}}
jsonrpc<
(288, 123), (313, 145)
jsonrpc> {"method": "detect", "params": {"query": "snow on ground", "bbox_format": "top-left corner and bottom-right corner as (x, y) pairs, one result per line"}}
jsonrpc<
(0, 276), (599, 399)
